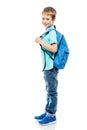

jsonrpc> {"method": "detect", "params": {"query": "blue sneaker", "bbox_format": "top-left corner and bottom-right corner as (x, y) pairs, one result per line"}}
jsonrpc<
(34, 113), (46, 120)
(39, 115), (56, 125)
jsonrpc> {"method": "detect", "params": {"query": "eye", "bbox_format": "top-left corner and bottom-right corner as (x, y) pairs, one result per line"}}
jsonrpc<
(42, 17), (45, 20)
(46, 18), (50, 21)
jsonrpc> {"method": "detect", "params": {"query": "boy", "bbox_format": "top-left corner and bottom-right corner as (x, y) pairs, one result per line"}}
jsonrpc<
(34, 6), (58, 125)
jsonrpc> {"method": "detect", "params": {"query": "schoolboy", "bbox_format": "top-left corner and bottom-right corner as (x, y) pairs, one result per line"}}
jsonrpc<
(34, 6), (58, 125)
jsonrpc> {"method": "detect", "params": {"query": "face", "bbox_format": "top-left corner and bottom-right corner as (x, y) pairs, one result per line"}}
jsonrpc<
(42, 14), (55, 29)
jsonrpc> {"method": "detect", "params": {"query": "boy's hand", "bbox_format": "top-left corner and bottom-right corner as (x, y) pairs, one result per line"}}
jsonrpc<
(35, 37), (42, 45)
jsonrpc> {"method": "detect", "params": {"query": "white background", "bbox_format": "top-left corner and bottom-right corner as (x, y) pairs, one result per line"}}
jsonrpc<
(0, 0), (87, 130)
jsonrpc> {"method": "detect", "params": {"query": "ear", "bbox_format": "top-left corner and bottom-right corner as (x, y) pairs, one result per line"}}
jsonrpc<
(52, 18), (56, 24)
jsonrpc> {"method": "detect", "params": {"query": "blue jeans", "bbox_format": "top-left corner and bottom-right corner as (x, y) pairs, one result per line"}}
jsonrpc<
(44, 67), (58, 115)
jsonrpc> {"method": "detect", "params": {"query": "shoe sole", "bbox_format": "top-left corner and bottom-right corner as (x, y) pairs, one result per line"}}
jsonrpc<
(34, 118), (42, 121)
(39, 121), (57, 126)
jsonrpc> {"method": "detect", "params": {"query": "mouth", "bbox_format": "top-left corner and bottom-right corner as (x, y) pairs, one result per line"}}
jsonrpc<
(44, 24), (49, 27)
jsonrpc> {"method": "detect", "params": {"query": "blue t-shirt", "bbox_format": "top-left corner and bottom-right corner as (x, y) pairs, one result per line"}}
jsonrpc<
(41, 25), (57, 70)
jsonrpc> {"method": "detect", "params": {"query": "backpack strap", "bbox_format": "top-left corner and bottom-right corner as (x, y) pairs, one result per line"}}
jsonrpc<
(41, 46), (54, 60)
(40, 29), (54, 71)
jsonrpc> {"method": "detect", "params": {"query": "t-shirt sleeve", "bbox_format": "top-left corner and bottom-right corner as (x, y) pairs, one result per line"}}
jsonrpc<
(49, 30), (57, 44)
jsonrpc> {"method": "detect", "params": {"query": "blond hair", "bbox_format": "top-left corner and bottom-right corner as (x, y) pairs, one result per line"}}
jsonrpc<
(42, 6), (57, 20)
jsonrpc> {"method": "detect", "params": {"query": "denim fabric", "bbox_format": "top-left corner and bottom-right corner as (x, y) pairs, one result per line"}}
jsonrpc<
(44, 67), (58, 114)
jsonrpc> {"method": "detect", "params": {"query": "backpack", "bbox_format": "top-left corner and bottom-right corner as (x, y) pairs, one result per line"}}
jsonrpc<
(40, 28), (70, 70)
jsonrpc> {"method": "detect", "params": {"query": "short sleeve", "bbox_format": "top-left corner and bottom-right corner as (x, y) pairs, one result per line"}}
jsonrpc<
(49, 30), (57, 44)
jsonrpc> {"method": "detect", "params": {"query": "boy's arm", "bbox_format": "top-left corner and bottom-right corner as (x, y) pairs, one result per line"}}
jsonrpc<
(35, 37), (58, 53)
